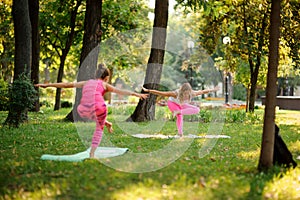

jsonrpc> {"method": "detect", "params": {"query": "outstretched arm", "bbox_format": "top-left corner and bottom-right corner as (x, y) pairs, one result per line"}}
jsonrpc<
(105, 83), (148, 100)
(193, 86), (220, 96)
(35, 81), (86, 88)
(142, 87), (176, 98)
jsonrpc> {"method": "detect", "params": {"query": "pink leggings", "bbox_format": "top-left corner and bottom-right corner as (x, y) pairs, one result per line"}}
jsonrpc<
(77, 103), (107, 148)
(167, 100), (200, 136)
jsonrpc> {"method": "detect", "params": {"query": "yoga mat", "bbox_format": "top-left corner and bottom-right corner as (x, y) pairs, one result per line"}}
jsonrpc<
(41, 147), (128, 162)
(132, 134), (231, 139)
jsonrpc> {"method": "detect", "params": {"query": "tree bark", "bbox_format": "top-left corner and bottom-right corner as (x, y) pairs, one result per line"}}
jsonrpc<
(12, 0), (32, 78)
(258, 0), (280, 171)
(5, 0), (32, 125)
(128, 0), (169, 122)
(29, 0), (40, 112)
(65, 0), (102, 121)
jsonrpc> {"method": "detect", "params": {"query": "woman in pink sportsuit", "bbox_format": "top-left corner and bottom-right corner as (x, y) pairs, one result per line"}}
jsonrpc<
(143, 83), (219, 136)
(36, 64), (148, 158)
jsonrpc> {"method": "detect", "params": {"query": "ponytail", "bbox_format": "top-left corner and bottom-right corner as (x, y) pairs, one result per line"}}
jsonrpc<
(95, 63), (110, 79)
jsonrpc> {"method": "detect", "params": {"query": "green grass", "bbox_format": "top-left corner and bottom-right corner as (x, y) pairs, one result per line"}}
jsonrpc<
(0, 107), (299, 200)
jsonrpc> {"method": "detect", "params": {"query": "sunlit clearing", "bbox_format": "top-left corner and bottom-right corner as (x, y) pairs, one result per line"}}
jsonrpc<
(111, 183), (165, 200)
(5, 182), (62, 200)
(276, 110), (300, 125)
(48, 115), (66, 120)
(290, 140), (300, 152)
(237, 149), (260, 160)
(263, 168), (300, 200)
(111, 178), (211, 200)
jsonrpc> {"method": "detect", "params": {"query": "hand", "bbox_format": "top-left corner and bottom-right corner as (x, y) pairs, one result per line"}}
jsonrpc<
(142, 87), (149, 93)
(138, 93), (149, 100)
(213, 86), (221, 91)
(34, 83), (47, 88)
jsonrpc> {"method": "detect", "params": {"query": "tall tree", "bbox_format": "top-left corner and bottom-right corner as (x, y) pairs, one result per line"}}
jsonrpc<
(29, 0), (40, 112)
(128, 0), (169, 121)
(5, 0), (32, 126)
(53, 0), (83, 111)
(258, 0), (280, 171)
(65, 0), (102, 121)
(184, 0), (270, 112)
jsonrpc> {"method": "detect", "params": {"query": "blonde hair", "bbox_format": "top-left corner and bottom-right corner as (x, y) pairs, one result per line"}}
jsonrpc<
(178, 82), (192, 103)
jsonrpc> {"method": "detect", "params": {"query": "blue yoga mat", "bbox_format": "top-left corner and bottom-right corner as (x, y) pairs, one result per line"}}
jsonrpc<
(41, 147), (128, 162)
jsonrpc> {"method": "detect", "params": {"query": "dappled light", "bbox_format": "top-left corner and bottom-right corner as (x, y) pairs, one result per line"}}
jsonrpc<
(290, 140), (300, 153)
(237, 149), (260, 160)
(1, 107), (300, 199)
(263, 168), (300, 199)
(276, 110), (300, 125)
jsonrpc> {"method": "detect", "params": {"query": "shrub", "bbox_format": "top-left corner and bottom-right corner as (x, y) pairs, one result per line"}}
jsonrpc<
(61, 101), (72, 108)
(233, 84), (247, 101)
(40, 100), (52, 108)
(4, 74), (37, 127)
(0, 79), (9, 111)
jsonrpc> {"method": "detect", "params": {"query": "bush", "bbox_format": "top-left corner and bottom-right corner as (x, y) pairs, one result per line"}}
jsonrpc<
(233, 84), (247, 101)
(0, 79), (9, 111)
(40, 100), (52, 108)
(61, 101), (72, 108)
(5, 74), (37, 127)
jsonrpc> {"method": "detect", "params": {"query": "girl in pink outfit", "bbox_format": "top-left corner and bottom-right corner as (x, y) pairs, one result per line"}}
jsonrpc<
(36, 64), (148, 158)
(143, 83), (219, 136)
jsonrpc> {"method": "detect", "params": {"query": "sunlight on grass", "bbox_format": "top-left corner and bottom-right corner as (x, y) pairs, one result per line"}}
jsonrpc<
(263, 168), (300, 200)
(237, 148), (260, 160)
(3, 182), (63, 200)
(110, 178), (213, 200)
(1, 108), (300, 199)
(276, 110), (300, 125)
(290, 140), (300, 154)
(48, 115), (66, 120)
(110, 174), (251, 200)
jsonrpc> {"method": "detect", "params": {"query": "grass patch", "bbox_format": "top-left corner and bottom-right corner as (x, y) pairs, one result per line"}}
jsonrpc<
(0, 107), (299, 199)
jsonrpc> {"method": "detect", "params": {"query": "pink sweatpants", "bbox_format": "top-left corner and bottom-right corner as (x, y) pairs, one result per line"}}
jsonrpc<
(167, 100), (200, 136)
(77, 103), (107, 148)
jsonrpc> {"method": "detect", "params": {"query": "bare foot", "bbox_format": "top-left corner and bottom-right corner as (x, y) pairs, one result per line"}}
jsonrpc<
(105, 122), (114, 133)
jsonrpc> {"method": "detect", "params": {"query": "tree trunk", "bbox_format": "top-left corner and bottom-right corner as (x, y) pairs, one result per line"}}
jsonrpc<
(128, 0), (169, 122)
(54, 57), (66, 110)
(53, 0), (83, 111)
(29, 0), (40, 112)
(65, 0), (102, 121)
(258, 0), (280, 172)
(248, 13), (268, 112)
(5, 0), (32, 125)
(248, 66), (258, 112)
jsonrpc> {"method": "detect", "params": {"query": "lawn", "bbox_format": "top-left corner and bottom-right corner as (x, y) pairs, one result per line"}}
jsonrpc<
(0, 106), (299, 200)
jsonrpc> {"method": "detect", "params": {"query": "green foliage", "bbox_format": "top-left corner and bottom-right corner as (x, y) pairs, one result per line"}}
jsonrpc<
(0, 1), (14, 81)
(102, 0), (151, 40)
(5, 74), (37, 127)
(40, 100), (53, 108)
(281, 0), (300, 69)
(0, 79), (9, 111)
(233, 84), (247, 101)
(263, 168), (300, 199)
(8, 75), (37, 111)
